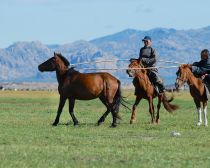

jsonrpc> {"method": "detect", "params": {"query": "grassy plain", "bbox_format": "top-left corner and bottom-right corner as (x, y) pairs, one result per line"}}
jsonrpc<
(0, 90), (210, 168)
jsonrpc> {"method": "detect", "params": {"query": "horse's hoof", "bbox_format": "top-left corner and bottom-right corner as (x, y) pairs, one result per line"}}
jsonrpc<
(97, 122), (101, 126)
(97, 118), (105, 126)
(74, 122), (79, 126)
(156, 119), (160, 124)
(97, 120), (103, 126)
(110, 123), (117, 128)
(130, 120), (135, 124)
(197, 122), (202, 126)
(52, 122), (58, 126)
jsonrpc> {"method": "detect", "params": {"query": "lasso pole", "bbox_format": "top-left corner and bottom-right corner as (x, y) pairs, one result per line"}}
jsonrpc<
(77, 65), (179, 71)
(71, 60), (115, 66)
(71, 59), (183, 66)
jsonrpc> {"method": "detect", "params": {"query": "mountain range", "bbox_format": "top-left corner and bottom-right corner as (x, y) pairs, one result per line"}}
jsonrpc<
(1, 26), (210, 85)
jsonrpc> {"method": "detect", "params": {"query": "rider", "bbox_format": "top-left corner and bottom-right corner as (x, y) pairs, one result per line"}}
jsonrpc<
(192, 49), (210, 83)
(138, 36), (165, 94)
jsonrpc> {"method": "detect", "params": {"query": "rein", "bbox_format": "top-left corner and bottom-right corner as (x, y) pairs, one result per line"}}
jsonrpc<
(177, 68), (198, 86)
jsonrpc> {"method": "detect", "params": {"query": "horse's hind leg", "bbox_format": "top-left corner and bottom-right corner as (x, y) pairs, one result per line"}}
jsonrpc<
(203, 101), (208, 127)
(97, 109), (110, 126)
(53, 96), (67, 126)
(68, 98), (79, 126)
(97, 97), (110, 126)
(130, 96), (141, 124)
(156, 96), (162, 124)
(110, 108), (117, 127)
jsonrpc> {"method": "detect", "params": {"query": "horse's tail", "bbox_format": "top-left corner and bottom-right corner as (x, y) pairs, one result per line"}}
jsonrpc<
(112, 80), (130, 119)
(162, 93), (179, 112)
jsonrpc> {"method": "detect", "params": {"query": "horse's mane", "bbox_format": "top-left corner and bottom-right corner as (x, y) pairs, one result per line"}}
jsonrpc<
(68, 67), (80, 75)
(178, 64), (193, 74)
(55, 52), (70, 67)
(138, 61), (147, 73)
(139, 61), (144, 68)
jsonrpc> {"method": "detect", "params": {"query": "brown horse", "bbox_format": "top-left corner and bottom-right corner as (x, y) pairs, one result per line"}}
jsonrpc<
(38, 52), (123, 127)
(175, 64), (208, 127)
(126, 59), (178, 124)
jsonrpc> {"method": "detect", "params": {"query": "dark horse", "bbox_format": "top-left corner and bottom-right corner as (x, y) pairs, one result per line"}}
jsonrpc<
(126, 59), (178, 124)
(38, 52), (123, 127)
(175, 64), (208, 127)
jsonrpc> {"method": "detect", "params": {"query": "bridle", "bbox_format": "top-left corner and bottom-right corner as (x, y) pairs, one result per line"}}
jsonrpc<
(176, 69), (189, 85)
(176, 76), (187, 83)
(128, 63), (146, 81)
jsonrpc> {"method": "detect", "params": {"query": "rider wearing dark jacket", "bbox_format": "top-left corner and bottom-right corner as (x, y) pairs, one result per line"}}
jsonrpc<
(192, 49), (210, 86)
(192, 49), (210, 75)
(138, 36), (165, 94)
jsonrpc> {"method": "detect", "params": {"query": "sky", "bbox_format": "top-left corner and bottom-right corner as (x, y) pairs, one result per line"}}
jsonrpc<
(0, 0), (210, 48)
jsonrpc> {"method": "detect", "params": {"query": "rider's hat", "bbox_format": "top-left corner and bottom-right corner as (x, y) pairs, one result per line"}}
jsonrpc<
(142, 36), (152, 41)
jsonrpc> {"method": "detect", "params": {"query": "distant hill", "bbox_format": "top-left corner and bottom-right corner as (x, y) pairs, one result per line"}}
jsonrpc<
(1, 26), (210, 85)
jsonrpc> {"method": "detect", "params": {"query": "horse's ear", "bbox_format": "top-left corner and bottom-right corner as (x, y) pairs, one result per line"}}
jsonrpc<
(187, 64), (192, 70)
(54, 52), (56, 57)
(180, 64), (187, 68)
(129, 58), (136, 62)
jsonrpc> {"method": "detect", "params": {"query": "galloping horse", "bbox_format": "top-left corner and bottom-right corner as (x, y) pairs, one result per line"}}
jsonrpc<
(175, 64), (208, 127)
(38, 52), (123, 127)
(127, 59), (178, 124)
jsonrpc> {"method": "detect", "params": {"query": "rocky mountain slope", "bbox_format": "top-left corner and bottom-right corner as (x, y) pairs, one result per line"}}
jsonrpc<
(1, 26), (210, 84)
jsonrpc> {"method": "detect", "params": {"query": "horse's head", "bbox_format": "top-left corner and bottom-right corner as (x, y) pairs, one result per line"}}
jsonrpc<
(38, 52), (70, 74)
(175, 64), (192, 90)
(126, 59), (146, 77)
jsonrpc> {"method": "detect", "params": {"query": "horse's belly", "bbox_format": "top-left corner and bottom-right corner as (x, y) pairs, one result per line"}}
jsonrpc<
(73, 93), (100, 100)
(59, 73), (114, 100)
(74, 95), (98, 100)
(65, 87), (102, 100)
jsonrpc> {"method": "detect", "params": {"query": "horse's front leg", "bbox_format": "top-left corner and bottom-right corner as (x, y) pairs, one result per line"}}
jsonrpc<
(68, 98), (79, 126)
(194, 99), (202, 126)
(53, 96), (67, 126)
(203, 101), (208, 127)
(130, 96), (141, 124)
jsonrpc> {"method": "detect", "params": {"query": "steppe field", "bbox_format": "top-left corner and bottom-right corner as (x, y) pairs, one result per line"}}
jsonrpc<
(0, 90), (210, 168)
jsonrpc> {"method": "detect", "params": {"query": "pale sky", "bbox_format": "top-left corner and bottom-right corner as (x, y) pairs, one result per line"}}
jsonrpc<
(0, 0), (210, 48)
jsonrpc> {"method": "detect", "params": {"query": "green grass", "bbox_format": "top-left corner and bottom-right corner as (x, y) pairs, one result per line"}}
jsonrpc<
(0, 90), (210, 168)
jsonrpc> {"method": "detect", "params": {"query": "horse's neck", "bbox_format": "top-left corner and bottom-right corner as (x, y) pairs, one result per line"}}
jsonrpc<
(186, 71), (203, 89)
(56, 68), (80, 85)
(56, 68), (69, 84)
(56, 71), (66, 84)
(135, 73), (151, 90)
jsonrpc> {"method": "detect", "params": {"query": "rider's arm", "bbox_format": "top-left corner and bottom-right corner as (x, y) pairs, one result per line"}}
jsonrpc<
(192, 60), (206, 67)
